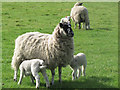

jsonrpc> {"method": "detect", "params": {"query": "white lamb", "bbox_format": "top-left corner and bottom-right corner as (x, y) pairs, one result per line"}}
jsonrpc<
(70, 2), (90, 30)
(11, 22), (74, 85)
(18, 59), (50, 88)
(70, 53), (87, 80)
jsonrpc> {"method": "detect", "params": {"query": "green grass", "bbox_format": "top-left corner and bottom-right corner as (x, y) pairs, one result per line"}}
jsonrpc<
(2, 2), (118, 88)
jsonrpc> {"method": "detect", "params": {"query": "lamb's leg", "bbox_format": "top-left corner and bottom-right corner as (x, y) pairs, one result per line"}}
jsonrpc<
(41, 70), (50, 88)
(51, 69), (55, 85)
(78, 67), (81, 78)
(72, 69), (77, 80)
(58, 66), (62, 83)
(82, 65), (86, 76)
(30, 75), (35, 84)
(18, 68), (24, 85)
(33, 73), (40, 88)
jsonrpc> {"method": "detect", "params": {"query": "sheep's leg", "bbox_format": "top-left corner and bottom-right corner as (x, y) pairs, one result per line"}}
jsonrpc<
(58, 66), (62, 83)
(14, 70), (18, 82)
(83, 22), (85, 29)
(41, 70), (50, 88)
(18, 68), (24, 85)
(77, 67), (81, 78)
(79, 22), (81, 29)
(72, 69), (77, 80)
(51, 69), (55, 85)
(74, 22), (77, 29)
(30, 75), (35, 84)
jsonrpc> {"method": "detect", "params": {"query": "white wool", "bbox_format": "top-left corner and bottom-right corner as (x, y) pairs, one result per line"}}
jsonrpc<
(60, 16), (71, 24)
(18, 59), (50, 88)
(70, 3), (90, 30)
(11, 22), (74, 83)
(70, 53), (87, 80)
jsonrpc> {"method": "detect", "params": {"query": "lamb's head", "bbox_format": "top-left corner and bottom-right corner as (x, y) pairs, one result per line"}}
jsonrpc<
(59, 22), (74, 37)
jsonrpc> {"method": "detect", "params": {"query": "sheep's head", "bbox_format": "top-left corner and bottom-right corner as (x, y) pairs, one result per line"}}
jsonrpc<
(59, 22), (74, 37)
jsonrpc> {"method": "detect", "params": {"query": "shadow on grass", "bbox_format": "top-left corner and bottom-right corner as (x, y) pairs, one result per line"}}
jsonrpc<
(96, 28), (112, 31)
(50, 76), (115, 88)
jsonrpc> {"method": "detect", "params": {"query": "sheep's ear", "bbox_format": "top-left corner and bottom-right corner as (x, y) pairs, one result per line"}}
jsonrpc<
(59, 23), (63, 28)
(80, 3), (83, 5)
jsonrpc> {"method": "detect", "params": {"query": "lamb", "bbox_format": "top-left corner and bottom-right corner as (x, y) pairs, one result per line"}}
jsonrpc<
(70, 2), (90, 30)
(70, 53), (87, 80)
(18, 59), (50, 88)
(11, 22), (74, 85)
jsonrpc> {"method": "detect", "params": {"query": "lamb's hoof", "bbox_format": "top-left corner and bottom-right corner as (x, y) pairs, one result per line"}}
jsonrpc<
(14, 79), (17, 82)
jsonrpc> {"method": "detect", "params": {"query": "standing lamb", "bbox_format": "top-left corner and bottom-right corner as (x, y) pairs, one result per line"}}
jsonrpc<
(70, 53), (87, 80)
(18, 59), (50, 88)
(11, 22), (74, 85)
(70, 2), (90, 30)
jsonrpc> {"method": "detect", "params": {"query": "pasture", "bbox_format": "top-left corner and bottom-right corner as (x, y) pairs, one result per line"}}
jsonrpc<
(2, 2), (118, 88)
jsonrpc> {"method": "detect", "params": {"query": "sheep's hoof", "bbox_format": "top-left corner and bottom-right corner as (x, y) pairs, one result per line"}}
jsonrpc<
(14, 79), (17, 82)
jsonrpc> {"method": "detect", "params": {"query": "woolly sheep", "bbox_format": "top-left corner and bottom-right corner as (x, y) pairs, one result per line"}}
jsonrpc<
(11, 22), (74, 85)
(18, 59), (50, 88)
(70, 53), (87, 80)
(70, 2), (90, 30)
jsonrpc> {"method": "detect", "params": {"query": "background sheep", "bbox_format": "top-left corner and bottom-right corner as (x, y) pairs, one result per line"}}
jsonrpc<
(18, 59), (50, 88)
(70, 2), (90, 30)
(11, 22), (74, 85)
(70, 53), (87, 80)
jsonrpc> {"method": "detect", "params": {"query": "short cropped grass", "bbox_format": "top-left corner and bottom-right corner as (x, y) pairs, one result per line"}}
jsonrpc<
(2, 2), (118, 88)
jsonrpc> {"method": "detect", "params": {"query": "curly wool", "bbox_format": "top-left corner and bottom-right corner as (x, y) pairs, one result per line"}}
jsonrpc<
(11, 24), (74, 71)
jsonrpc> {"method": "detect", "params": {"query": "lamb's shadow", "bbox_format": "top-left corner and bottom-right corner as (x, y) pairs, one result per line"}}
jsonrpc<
(50, 76), (115, 88)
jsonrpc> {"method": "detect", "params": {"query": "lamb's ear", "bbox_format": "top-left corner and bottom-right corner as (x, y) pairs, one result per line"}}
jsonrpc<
(59, 23), (63, 28)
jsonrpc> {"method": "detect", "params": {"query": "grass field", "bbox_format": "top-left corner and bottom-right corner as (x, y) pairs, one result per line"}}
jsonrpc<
(2, 2), (118, 88)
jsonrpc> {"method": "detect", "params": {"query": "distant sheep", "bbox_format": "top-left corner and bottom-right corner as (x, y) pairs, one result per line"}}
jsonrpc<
(70, 53), (87, 80)
(11, 22), (74, 85)
(18, 59), (50, 88)
(70, 2), (90, 30)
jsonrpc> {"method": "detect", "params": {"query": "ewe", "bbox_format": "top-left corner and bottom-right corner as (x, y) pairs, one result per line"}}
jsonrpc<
(70, 53), (87, 80)
(70, 2), (90, 30)
(11, 22), (74, 85)
(18, 59), (50, 88)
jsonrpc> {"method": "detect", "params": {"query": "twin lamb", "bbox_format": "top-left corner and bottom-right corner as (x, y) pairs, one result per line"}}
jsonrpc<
(18, 53), (87, 88)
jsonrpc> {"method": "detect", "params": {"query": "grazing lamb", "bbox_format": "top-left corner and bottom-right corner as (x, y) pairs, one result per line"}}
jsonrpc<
(11, 22), (74, 85)
(70, 2), (90, 30)
(70, 53), (87, 80)
(18, 59), (50, 88)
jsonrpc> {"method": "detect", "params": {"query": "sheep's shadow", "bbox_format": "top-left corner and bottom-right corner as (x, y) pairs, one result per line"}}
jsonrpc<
(50, 76), (115, 88)
(96, 28), (112, 31)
